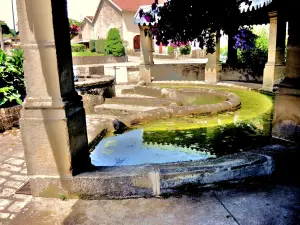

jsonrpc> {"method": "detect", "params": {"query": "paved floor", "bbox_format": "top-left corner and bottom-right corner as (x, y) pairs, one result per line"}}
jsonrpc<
(1, 129), (300, 225)
(0, 129), (31, 225)
(10, 182), (300, 225)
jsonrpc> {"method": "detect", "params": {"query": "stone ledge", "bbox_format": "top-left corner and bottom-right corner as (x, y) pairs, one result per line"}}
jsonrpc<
(117, 86), (241, 127)
(27, 148), (277, 199)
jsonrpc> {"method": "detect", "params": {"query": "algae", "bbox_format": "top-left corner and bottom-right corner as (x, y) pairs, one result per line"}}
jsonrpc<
(92, 85), (274, 162)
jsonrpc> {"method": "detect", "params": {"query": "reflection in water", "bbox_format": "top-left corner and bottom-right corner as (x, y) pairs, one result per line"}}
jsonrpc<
(91, 120), (270, 166)
(142, 121), (270, 157)
(90, 129), (211, 166)
(91, 86), (274, 166)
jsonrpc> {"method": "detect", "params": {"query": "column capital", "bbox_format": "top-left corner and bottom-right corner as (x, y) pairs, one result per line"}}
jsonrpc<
(268, 11), (277, 19)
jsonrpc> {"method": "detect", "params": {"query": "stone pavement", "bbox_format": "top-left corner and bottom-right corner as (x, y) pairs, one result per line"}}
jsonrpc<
(0, 129), (32, 225)
(1, 128), (300, 225)
(10, 182), (300, 225)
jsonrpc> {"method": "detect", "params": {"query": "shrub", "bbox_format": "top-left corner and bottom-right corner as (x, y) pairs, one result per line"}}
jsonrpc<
(89, 40), (96, 52)
(167, 46), (174, 55)
(104, 28), (125, 57)
(95, 39), (106, 54)
(0, 48), (25, 107)
(179, 45), (191, 55)
(220, 45), (228, 63)
(237, 26), (268, 65)
(71, 44), (85, 52)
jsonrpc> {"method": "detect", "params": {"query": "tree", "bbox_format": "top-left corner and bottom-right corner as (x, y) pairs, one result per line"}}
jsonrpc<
(68, 18), (83, 39)
(68, 18), (83, 28)
(140, 0), (253, 53)
(104, 28), (125, 57)
(0, 21), (13, 35)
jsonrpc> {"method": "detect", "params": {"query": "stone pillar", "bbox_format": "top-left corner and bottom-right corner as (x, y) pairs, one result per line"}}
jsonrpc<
(286, 16), (300, 79)
(17, 0), (92, 192)
(272, 11), (300, 144)
(139, 26), (154, 83)
(263, 11), (286, 91)
(205, 35), (221, 84)
(0, 26), (4, 50)
(227, 32), (237, 65)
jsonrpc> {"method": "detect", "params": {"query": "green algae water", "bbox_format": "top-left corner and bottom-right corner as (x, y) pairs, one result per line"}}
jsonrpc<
(132, 85), (274, 157)
(91, 85), (274, 166)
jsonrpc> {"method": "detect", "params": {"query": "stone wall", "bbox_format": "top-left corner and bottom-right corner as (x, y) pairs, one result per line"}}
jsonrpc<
(0, 105), (22, 132)
(221, 64), (264, 83)
(152, 64), (205, 81)
(93, 0), (123, 39)
(102, 63), (265, 84)
(72, 55), (127, 65)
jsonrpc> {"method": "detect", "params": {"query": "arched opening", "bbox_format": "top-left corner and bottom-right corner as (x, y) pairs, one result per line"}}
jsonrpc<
(133, 35), (140, 51)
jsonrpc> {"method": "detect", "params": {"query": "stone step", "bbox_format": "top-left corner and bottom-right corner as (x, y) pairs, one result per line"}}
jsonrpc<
(94, 104), (159, 116)
(105, 97), (178, 107)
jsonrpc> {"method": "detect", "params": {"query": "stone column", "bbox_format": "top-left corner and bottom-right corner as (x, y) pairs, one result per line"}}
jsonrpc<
(139, 26), (154, 83)
(263, 11), (286, 91)
(272, 10), (300, 143)
(17, 0), (92, 191)
(227, 32), (237, 65)
(286, 16), (300, 79)
(205, 35), (221, 84)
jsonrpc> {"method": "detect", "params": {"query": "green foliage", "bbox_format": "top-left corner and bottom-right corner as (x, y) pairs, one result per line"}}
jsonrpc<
(0, 21), (12, 35)
(89, 40), (96, 52)
(167, 46), (174, 55)
(95, 39), (106, 54)
(220, 45), (228, 63)
(0, 87), (22, 106)
(3, 33), (13, 38)
(104, 28), (125, 57)
(237, 26), (268, 65)
(179, 45), (191, 55)
(68, 18), (83, 28)
(58, 194), (67, 201)
(71, 44), (85, 52)
(0, 48), (25, 107)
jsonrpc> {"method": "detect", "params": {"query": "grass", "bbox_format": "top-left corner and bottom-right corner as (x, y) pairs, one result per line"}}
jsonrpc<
(72, 52), (104, 57)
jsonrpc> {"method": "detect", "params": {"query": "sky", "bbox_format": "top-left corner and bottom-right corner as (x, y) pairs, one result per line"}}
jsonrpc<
(0, 0), (99, 30)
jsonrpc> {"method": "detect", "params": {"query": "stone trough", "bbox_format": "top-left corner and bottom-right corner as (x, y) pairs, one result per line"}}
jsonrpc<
(75, 77), (115, 114)
(29, 147), (276, 199)
(114, 85), (241, 127)
(26, 84), (283, 200)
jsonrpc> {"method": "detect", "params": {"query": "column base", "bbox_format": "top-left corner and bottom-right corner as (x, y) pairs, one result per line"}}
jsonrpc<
(262, 63), (286, 92)
(205, 63), (222, 84)
(272, 80), (300, 143)
(286, 46), (300, 79)
(20, 100), (92, 178)
(139, 64), (153, 83)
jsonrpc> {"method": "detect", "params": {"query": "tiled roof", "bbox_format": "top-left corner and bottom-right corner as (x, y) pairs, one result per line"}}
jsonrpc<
(111, 0), (155, 12)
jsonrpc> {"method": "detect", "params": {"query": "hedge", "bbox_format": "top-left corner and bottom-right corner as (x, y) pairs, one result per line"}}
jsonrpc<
(95, 39), (106, 54)
(89, 40), (96, 52)
(71, 44), (85, 52)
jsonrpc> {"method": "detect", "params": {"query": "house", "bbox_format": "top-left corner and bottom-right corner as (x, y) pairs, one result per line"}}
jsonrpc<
(80, 0), (164, 51)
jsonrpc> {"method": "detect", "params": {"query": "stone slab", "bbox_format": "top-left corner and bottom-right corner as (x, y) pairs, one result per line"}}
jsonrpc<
(214, 184), (300, 225)
(11, 193), (237, 225)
